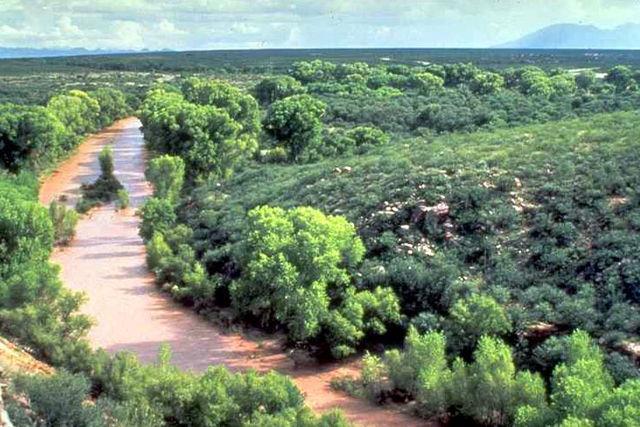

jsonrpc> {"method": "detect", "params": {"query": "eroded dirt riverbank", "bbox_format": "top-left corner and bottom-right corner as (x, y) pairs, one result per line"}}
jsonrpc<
(40, 117), (428, 426)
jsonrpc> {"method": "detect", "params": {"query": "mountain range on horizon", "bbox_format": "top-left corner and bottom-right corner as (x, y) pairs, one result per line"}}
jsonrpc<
(497, 23), (640, 49)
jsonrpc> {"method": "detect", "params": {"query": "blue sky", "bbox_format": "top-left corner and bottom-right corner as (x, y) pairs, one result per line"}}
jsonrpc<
(0, 0), (638, 50)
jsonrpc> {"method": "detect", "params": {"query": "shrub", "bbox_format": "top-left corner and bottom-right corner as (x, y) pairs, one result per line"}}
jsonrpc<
(263, 94), (327, 162)
(76, 146), (123, 213)
(139, 197), (176, 241)
(255, 75), (306, 104)
(446, 294), (512, 354)
(11, 371), (103, 427)
(48, 200), (78, 245)
(145, 154), (185, 202)
(116, 188), (130, 210)
(232, 205), (399, 357)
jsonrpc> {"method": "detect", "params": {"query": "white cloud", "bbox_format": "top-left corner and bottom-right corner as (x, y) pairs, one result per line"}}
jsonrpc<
(0, 0), (639, 49)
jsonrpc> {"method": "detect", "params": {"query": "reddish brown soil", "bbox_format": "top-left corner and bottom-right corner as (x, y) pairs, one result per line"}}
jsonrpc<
(40, 118), (429, 426)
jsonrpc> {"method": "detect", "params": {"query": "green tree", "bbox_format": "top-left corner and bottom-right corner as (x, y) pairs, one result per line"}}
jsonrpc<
(0, 104), (66, 171)
(471, 71), (505, 94)
(575, 70), (597, 91)
(140, 89), (257, 179)
(89, 88), (130, 127)
(255, 76), (306, 104)
(145, 154), (185, 203)
(447, 294), (512, 353)
(181, 77), (260, 136)
(550, 330), (614, 421)
(263, 94), (327, 162)
(411, 72), (445, 95)
(139, 197), (177, 241)
(460, 336), (546, 426)
(232, 206), (398, 357)
(47, 90), (101, 137)
(605, 65), (636, 92)
(290, 60), (337, 83)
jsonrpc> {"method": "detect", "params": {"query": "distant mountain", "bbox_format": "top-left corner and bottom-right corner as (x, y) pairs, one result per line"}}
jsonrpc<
(497, 23), (640, 49)
(0, 47), (135, 59)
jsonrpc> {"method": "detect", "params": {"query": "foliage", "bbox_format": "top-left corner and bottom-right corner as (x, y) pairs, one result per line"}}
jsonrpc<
(47, 89), (101, 137)
(0, 173), (93, 368)
(255, 75), (306, 104)
(89, 87), (131, 127)
(139, 87), (259, 180)
(0, 104), (66, 172)
(263, 94), (327, 162)
(446, 294), (512, 354)
(116, 188), (130, 210)
(139, 197), (177, 241)
(230, 205), (400, 357)
(145, 154), (185, 203)
(76, 146), (124, 213)
(6, 348), (351, 427)
(48, 200), (79, 245)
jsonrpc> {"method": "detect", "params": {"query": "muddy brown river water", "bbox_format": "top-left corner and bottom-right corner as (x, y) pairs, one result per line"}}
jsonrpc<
(39, 118), (429, 426)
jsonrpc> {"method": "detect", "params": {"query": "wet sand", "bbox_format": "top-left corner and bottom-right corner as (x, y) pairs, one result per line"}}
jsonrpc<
(41, 117), (428, 426)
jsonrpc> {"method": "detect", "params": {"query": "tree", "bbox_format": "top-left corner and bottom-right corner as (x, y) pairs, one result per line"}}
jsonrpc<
(550, 73), (577, 96)
(290, 60), (337, 83)
(145, 155), (185, 203)
(385, 327), (451, 418)
(575, 70), (597, 91)
(0, 192), (53, 277)
(263, 95), (327, 162)
(550, 330), (614, 421)
(410, 72), (445, 95)
(140, 89), (258, 180)
(605, 66), (636, 92)
(47, 90), (101, 138)
(255, 76), (306, 104)
(447, 294), (512, 353)
(519, 70), (554, 98)
(0, 104), (66, 171)
(232, 206), (399, 357)
(139, 197), (177, 241)
(471, 71), (505, 95)
(181, 77), (260, 137)
(89, 88), (130, 127)
(461, 336), (546, 426)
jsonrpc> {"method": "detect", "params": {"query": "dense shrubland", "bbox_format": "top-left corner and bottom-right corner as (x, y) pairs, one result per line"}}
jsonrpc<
(276, 61), (640, 137)
(5, 346), (349, 427)
(135, 62), (640, 423)
(353, 329), (639, 426)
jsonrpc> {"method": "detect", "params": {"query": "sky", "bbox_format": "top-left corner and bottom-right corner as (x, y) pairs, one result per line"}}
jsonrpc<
(0, 0), (639, 50)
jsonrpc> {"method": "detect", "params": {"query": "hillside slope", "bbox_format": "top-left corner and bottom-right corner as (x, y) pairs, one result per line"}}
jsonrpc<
(186, 111), (640, 376)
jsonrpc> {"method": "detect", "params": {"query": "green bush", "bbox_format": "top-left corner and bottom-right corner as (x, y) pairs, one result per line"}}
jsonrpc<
(139, 197), (176, 241)
(11, 371), (104, 426)
(145, 154), (185, 202)
(231, 205), (400, 357)
(76, 146), (123, 213)
(263, 94), (327, 162)
(116, 188), (130, 210)
(48, 200), (78, 245)
(255, 75), (306, 104)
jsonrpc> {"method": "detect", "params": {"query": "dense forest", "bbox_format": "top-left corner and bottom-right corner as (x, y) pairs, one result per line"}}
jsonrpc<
(1, 53), (640, 425)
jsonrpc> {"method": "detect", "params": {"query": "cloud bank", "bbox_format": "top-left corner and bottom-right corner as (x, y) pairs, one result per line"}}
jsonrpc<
(0, 0), (638, 50)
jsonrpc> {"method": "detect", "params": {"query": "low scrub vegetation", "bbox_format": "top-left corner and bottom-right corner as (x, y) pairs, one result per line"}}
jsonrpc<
(76, 146), (124, 213)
